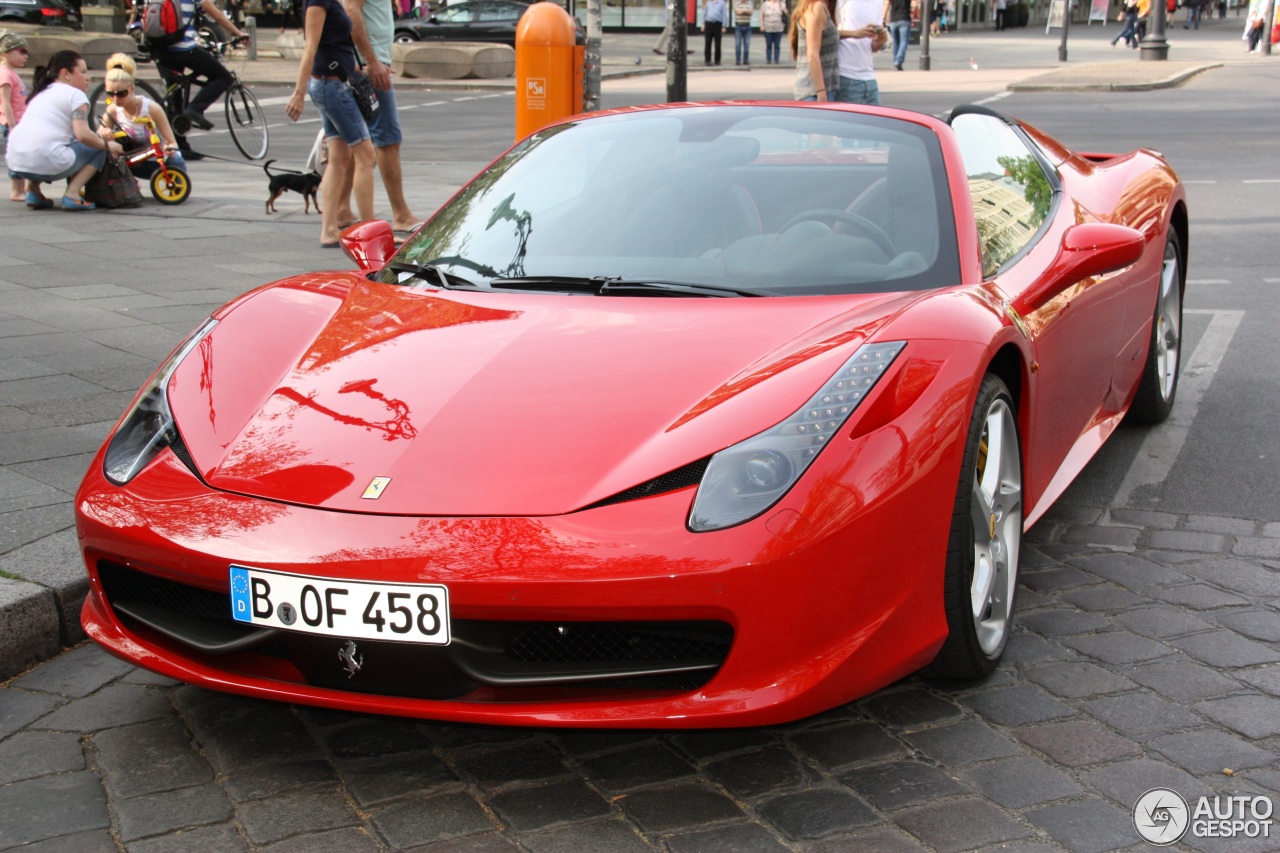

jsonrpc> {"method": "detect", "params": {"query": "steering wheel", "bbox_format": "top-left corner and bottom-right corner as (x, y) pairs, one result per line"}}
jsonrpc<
(781, 209), (896, 259)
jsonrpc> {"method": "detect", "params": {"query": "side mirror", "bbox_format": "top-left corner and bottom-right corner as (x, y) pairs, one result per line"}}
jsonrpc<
(1016, 222), (1145, 314)
(339, 220), (397, 271)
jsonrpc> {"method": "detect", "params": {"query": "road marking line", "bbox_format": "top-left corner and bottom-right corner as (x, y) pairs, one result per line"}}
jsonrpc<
(973, 92), (1012, 106)
(1243, 179), (1280, 184)
(1265, 278), (1280, 283)
(1115, 308), (1243, 508)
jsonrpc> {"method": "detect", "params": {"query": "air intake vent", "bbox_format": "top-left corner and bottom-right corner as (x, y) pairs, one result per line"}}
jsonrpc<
(583, 458), (710, 511)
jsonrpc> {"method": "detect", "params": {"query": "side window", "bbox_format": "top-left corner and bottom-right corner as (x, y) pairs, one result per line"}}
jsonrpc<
(478, 2), (517, 20)
(435, 5), (474, 22)
(951, 113), (1056, 278)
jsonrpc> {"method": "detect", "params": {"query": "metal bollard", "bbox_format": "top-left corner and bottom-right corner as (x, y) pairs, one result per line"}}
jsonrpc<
(246, 16), (257, 60)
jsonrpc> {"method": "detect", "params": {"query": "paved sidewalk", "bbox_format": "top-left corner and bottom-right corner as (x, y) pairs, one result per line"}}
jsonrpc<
(129, 22), (1262, 94)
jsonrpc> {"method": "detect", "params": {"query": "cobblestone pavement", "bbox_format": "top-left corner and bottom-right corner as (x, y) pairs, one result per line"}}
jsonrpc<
(3, 513), (1279, 851)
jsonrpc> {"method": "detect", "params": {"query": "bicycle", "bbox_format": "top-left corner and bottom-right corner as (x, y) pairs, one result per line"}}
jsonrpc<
(88, 25), (270, 161)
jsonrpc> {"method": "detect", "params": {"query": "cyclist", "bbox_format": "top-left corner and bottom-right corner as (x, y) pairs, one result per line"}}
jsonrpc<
(148, 0), (247, 138)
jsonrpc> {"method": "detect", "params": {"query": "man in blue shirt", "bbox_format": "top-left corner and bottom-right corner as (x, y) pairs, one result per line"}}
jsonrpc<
(704, 0), (727, 65)
(152, 0), (247, 138)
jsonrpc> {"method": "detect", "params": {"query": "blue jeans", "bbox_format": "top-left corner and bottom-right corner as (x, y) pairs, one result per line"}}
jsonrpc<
(889, 19), (910, 66)
(366, 84), (402, 148)
(1112, 13), (1138, 46)
(734, 24), (751, 63)
(9, 140), (106, 184)
(307, 77), (371, 146)
(837, 76), (881, 105)
(763, 30), (782, 63)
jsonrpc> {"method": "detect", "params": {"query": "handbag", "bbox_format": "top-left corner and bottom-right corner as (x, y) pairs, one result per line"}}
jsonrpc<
(348, 71), (380, 123)
(83, 154), (143, 209)
(338, 35), (380, 124)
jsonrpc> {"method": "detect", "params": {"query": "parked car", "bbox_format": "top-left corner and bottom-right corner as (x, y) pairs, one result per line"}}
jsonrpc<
(77, 102), (1187, 728)
(393, 0), (536, 45)
(0, 0), (81, 28)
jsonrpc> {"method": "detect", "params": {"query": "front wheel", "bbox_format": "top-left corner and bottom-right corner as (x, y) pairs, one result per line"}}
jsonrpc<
(394, 30), (419, 43)
(224, 82), (269, 160)
(151, 167), (191, 204)
(927, 374), (1023, 679)
(1126, 230), (1183, 425)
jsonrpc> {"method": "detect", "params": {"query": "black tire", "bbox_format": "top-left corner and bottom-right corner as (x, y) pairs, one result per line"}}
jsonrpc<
(927, 374), (1023, 679)
(1126, 230), (1184, 425)
(394, 29), (419, 43)
(224, 82), (269, 161)
(87, 79), (166, 134)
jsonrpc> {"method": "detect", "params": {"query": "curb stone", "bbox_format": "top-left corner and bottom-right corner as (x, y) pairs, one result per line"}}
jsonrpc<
(0, 529), (89, 651)
(0, 578), (61, 680)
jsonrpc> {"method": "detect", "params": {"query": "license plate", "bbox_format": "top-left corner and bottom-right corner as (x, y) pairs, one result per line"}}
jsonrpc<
(229, 565), (450, 645)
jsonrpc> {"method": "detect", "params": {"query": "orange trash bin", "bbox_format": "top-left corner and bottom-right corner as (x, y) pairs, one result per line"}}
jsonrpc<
(515, 2), (581, 141)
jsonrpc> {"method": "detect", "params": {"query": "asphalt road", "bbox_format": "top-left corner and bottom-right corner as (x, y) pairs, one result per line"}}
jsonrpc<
(1, 25), (1278, 853)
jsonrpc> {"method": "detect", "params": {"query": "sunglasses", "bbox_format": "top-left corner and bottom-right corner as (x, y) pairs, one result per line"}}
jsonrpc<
(108, 89), (131, 98)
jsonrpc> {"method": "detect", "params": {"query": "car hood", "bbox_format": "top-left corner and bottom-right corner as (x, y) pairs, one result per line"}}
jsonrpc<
(167, 274), (921, 515)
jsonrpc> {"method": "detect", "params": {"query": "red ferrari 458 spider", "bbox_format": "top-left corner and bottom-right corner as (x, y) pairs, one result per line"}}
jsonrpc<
(76, 102), (1187, 727)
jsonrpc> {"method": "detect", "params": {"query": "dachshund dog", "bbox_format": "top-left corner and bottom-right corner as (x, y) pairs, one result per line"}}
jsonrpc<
(264, 160), (322, 214)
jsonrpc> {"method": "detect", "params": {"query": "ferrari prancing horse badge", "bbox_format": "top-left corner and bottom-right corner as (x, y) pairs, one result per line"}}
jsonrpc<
(362, 477), (391, 499)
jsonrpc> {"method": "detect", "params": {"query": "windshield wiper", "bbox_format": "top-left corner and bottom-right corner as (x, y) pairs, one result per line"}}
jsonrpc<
(488, 275), (617, 294)
(490, 276), (766, 298)
(599, 279), (766, 298)
(383, 262), (480, 290)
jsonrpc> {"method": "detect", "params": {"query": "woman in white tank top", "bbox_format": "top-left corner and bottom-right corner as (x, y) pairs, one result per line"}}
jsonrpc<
(98, 53), (186, 178)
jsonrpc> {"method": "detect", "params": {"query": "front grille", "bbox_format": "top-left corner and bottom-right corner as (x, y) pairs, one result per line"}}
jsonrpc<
(96, 561), (732, 700)
(508, 622), (732, 665)
(99, 561), (231, 624)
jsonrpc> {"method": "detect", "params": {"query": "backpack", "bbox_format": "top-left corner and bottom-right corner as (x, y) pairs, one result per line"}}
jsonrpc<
(142, 0), (186, 47)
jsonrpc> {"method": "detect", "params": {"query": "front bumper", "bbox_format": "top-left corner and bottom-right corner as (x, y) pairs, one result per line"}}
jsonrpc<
(77, 412), (960, 727)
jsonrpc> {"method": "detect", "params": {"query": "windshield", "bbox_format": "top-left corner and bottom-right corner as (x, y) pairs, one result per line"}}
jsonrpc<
(381, 105), (960, 296)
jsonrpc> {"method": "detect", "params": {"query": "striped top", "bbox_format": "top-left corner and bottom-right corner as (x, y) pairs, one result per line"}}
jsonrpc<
(793, 15), (839, 100)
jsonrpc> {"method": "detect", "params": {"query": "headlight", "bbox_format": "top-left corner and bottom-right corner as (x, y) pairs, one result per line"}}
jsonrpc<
(103, 318), (217, 485)
(688, 341), (906, 532)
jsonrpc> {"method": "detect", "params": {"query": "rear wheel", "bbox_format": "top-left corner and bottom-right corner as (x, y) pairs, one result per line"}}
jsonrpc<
(150, 167), (191, 205)
(927, 374), (1022, 679)
(1126, 230), (1183, 425)
(225, 83), (269, 161)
